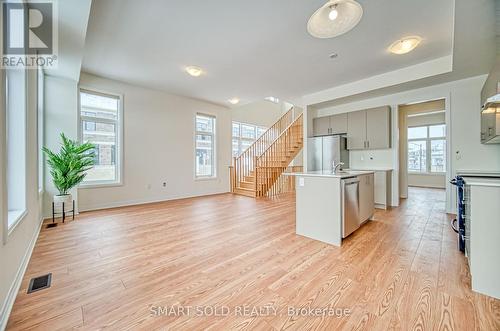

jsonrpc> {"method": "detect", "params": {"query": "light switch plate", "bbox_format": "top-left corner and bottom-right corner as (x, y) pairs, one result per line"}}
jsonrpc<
(299, 177), (305, 187)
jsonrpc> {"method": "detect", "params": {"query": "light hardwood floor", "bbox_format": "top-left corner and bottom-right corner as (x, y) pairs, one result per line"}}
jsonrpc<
(6, 187), (500, 330)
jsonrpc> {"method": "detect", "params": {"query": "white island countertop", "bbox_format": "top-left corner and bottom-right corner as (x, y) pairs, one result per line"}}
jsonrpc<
(284, 170), (374, 179)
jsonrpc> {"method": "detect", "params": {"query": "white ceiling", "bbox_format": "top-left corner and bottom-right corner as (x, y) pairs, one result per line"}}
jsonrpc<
(82, 0), (456, 105)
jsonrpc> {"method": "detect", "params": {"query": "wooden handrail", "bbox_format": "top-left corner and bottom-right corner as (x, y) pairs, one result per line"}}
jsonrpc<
(256, 113), (303, 159)
(231, 107), (296, 192)
(254, 113), (303, 197)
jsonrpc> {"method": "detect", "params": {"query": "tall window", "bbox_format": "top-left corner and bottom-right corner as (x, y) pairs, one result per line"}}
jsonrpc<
(232, 121), (267, 157)
(195, 114), (216, 178)
(408, 124), (446, 173)
(79, 89), (122, 185)
(5, 69), (27, 230)
(37, 67), (44, 192)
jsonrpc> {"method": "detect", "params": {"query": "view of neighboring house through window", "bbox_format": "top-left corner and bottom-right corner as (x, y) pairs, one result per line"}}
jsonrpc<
(408, 124), (446, 173)
(79, 89), (121, 185)
(195, 114), (216, 178)
(5, 68), (27, 230)
(232, 121), (267, 157)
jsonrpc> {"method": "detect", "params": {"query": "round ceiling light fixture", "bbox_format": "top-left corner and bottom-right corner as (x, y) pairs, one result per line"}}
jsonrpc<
(307, 0), (363, 39)
(228, 98), (240, 105)
(185, 66), (203, 77)
(389, 36), (422, 55)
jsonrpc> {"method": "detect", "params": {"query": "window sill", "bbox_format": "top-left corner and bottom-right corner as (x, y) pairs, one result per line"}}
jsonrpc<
(408, 172), (445, 176)
(8, 209), (28, 236)
(79, 181), (123, 189)
(195, 176), (218, 182)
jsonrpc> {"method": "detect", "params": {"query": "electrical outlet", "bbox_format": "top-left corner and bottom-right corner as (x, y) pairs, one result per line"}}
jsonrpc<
(162, 182), (167, 187)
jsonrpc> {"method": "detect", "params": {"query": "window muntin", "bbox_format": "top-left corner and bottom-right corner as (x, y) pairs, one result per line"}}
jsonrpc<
(407, 124), (446, 174)
(5, 68), (27, 230)
(79, 89), (121, 185)
(195, 114), (216, 178)
(231, 121), (268, 157)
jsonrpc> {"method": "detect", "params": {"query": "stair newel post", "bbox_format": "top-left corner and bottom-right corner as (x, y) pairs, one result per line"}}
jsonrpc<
(254, 156), (258, 196)
(233, 157), (237, 192)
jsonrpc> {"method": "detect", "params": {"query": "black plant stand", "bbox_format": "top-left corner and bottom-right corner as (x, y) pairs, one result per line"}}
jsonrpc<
(49, 200), (75, 227)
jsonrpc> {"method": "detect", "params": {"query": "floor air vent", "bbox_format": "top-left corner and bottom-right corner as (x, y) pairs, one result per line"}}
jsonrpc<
(27, 273), (52, 293)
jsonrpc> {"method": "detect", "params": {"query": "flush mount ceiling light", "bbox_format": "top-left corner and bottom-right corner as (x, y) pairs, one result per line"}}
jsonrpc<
(307, 0), (363, 39)
(389, 36), (422, 55)
(228, 98), (240, 105)
(264, 96), (280, 104)
(185, 66), (203, 77)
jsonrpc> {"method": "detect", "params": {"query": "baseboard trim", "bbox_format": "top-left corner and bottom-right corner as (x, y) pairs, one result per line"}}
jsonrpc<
(0, 216), (44, 331)
(78, 190), (230, 212)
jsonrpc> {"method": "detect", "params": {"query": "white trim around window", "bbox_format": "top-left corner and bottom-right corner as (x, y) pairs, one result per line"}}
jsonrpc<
(194, 113), (217, 180)
(4, 68), (28, 238)
(78, 87), (124, 188)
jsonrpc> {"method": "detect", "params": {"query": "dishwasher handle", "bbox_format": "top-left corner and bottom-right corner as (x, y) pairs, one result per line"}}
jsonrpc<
(343, 178), (360, 185)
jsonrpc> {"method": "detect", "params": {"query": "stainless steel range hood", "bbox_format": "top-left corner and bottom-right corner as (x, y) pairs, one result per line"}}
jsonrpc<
(480, 60), (500, 144)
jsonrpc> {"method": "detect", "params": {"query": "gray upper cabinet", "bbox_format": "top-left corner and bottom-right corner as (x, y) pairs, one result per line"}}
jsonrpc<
(313, 116), (330, 136)
(366, 106), (391, 149)
(330, 113), (347, 135)
(347, 110), (367, 149)
(347, 106), (391, 150)
(313, 113), (348, 136)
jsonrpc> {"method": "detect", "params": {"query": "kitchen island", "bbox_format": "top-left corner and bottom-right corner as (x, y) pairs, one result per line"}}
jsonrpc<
(285, 170), (375, 246)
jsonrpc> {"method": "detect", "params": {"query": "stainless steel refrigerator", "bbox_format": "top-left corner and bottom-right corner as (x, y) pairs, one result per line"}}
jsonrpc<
(307, 135), (349, 171)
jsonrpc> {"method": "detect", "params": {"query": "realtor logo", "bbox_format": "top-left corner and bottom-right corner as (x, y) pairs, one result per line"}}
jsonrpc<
(1, 0), (57, 68)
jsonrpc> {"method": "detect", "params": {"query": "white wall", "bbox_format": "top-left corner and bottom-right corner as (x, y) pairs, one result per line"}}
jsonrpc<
(0, 69), (44, 329)
(408, 174), (446, 188)
(43, 76), (79, 217)
(231, 100), (286, 127)
(308, 75), (500, 212)
(76, 73), (232, 211)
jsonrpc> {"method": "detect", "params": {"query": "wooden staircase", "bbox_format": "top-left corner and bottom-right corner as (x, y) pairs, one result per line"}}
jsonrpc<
(230, 108), (303, 197)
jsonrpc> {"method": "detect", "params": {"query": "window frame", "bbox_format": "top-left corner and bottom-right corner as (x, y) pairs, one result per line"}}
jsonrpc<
(78, 87), (124, 188)
(407, 124), (446, 175)
(195, 113), (217, 180)
(4, 67), (28, 236)
(231, 121), (268, 157)
(37, 66), (44, 194)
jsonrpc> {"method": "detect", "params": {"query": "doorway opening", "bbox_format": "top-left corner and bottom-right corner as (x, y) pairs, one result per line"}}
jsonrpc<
(398, 99), (448, 203)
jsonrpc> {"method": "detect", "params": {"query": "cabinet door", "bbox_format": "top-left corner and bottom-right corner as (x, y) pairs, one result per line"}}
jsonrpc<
(313, 116), (331, 136)
(359, 174), (375, 222)
(366, 106), (391, 149)
(373, 171), (386, 206)
(347, 110), (366, 150)
(330, 113), (348, 134)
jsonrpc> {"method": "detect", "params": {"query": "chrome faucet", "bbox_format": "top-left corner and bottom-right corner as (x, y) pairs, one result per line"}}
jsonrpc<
(332, 161), (345, 173)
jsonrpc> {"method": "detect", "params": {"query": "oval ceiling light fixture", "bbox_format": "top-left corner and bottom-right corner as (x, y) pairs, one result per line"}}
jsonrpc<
(185, 66), (203, 77)
(389, 36), (422, 55)
(228, 98), (240, 105)
(307, 0), (363, 39)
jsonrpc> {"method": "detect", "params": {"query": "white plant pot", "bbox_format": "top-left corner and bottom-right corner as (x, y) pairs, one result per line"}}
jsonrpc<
(53, 194), (72, 213)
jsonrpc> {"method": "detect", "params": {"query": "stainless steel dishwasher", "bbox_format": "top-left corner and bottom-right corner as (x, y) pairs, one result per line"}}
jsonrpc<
(342, 177), (360, 238)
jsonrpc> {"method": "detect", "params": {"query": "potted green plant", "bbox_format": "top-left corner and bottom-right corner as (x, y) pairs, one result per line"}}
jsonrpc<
(43, 133), (95, 212)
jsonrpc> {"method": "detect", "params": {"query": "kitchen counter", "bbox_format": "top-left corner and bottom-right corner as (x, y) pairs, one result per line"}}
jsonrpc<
(461, 176), (500, 187)
(456, 169), (500, 177)
(349, 167), (393, 172)
(285, 170), (374, 179)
